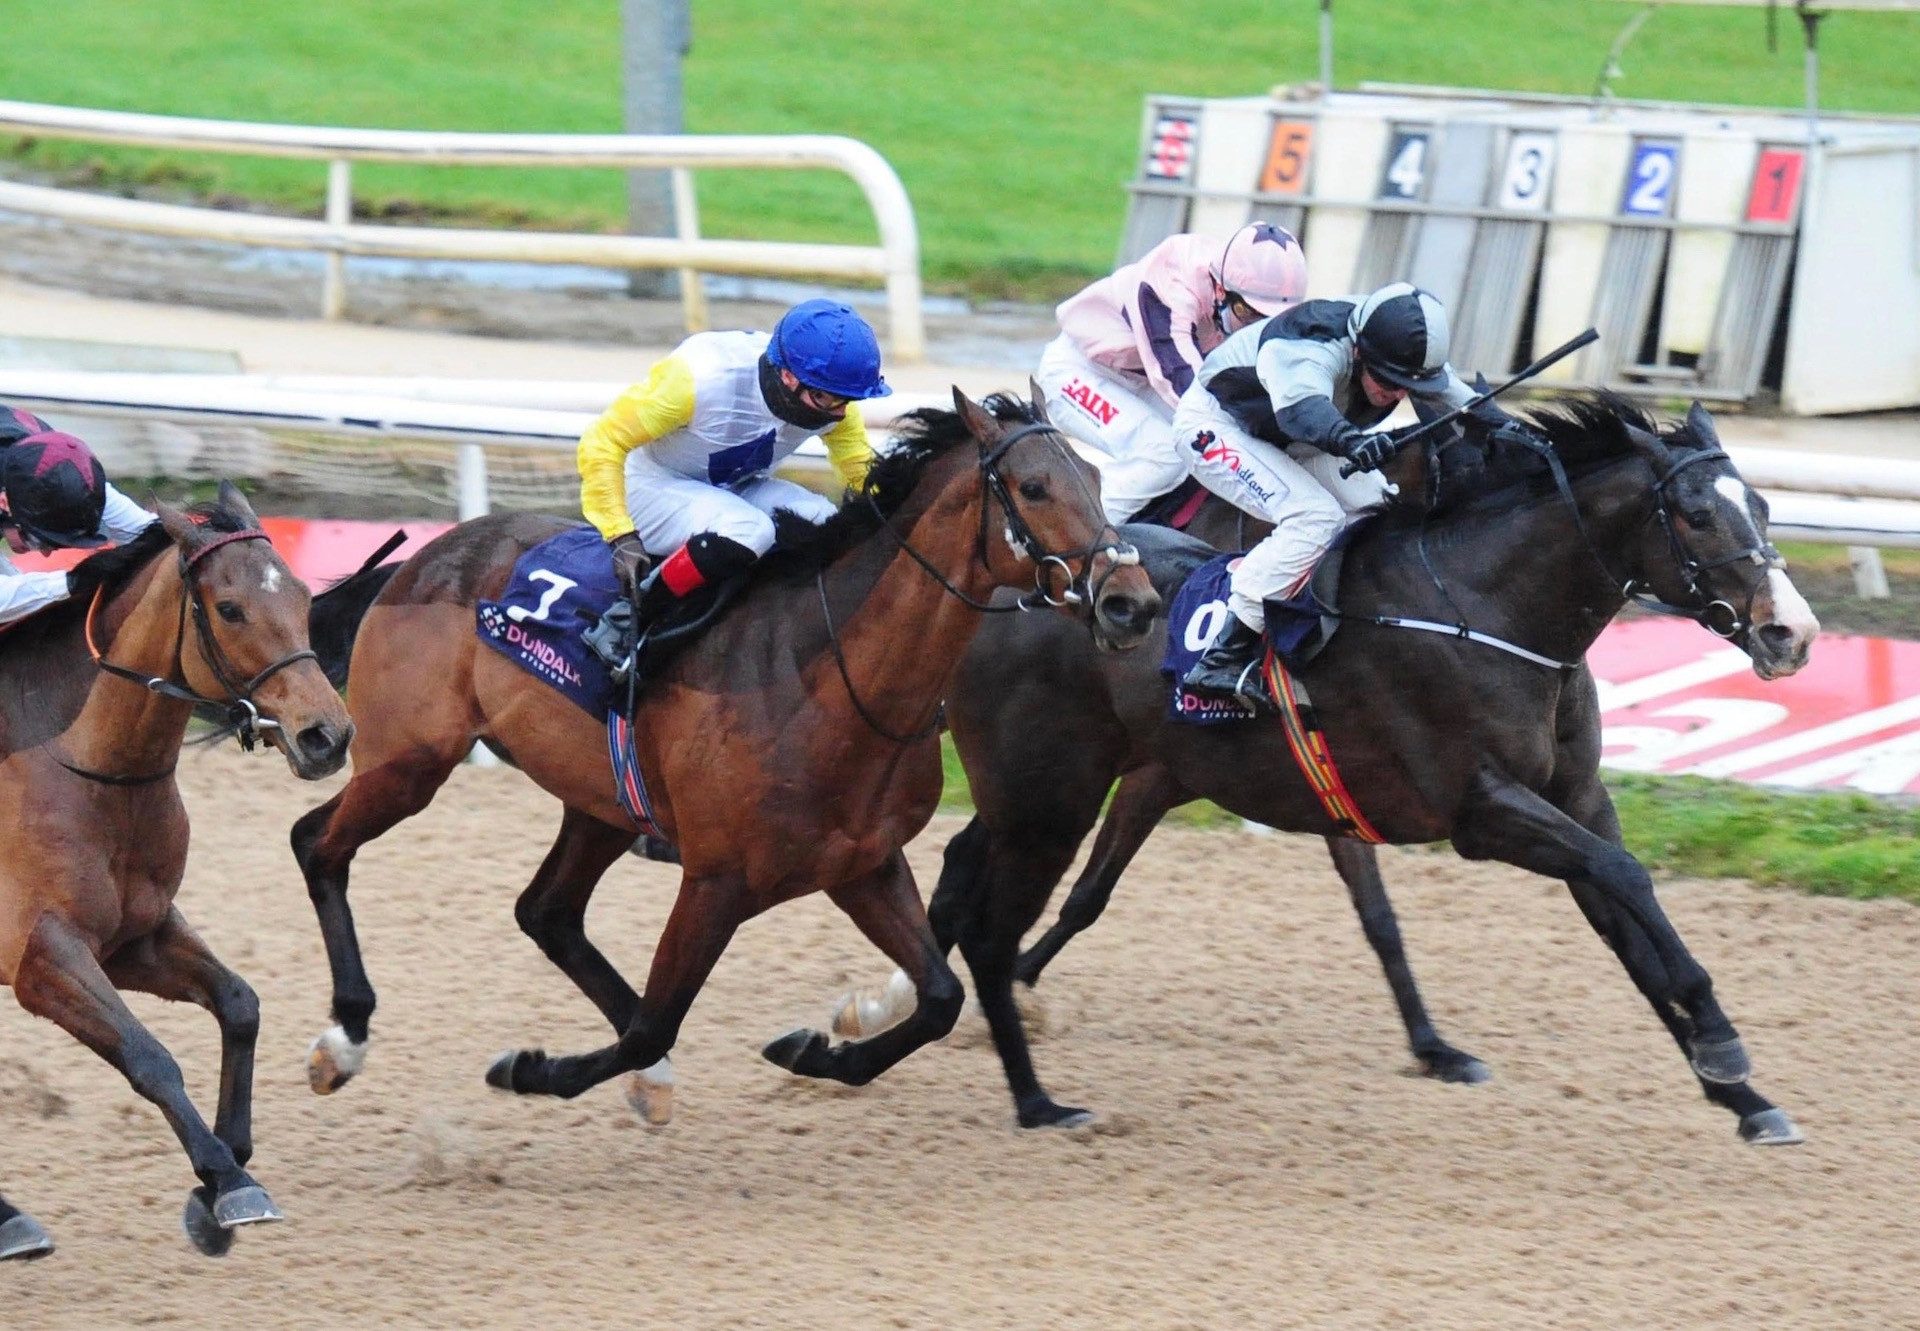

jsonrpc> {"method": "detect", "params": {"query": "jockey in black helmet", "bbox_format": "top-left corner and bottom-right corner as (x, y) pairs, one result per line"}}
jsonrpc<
(0, 406), (158, 627)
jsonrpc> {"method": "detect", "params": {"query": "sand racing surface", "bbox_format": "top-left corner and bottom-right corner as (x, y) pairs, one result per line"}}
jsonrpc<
(5, 748), (1919, 1328)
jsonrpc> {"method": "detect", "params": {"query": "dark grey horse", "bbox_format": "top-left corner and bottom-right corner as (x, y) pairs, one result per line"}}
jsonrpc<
(828, 396), (1818, 1143)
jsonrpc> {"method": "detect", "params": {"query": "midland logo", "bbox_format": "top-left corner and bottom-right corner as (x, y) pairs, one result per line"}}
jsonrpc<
(1197, 432), (1277, 505)
(1061, 378), (1119, 426)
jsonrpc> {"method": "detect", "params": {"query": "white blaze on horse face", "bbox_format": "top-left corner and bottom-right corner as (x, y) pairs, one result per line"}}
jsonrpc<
(1764, 567), (1819, 641)
(1712, 476), (1763, 547)
(261, 563), (283, 595)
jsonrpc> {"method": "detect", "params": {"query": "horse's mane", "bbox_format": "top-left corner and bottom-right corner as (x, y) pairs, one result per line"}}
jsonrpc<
(752, 394), (1038, 585)
(1392, 391), (1707, 525)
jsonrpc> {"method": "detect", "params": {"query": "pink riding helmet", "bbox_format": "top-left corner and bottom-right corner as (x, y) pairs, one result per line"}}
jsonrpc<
(1214, 222), (1308, 318)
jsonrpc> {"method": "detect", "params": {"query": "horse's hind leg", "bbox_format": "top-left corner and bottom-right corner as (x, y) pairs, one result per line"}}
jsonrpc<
(291, 740), (466, 1094)
(1324, 838), (1489, 1084)
(513, 807), (675, 1124)
(1554, 777), (1800, 1145)
(762, 851), (964, 1086)
(106, 909), (264, 1170)
(12, 915), (275, 1256)
(0, 1194), (53, 1261)
(1013, 765), (1183, 988)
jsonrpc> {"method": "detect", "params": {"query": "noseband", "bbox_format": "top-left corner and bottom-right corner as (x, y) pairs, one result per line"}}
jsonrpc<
(72, 528), (318, 782)
(826, 418), (1141, 743)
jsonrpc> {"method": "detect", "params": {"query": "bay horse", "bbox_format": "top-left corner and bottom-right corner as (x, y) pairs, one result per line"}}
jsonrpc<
(0, 484), (352, 1259)
(288, 390), (1157, 1117)
(828, 397), (1820, 1143)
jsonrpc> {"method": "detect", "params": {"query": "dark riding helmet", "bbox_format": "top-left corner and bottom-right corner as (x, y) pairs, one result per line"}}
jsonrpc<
(1, 430), (110, 549)
(1349, 282), (1453, 393)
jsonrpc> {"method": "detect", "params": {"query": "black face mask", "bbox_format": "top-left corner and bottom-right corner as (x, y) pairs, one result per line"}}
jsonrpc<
(758, 355), (841, 431)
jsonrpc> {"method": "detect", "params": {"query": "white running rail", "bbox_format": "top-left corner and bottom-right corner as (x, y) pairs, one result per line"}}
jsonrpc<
(0, 100), (926, 359)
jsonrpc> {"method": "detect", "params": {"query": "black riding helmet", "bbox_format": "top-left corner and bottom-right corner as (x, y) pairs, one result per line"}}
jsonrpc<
(1, 430), (110, 548)
(1349, 282), (1453, 392)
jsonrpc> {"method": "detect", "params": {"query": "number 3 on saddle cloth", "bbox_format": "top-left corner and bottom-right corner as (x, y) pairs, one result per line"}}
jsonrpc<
(1160, 523), (1384, 842)
(476, 525), (667, 841)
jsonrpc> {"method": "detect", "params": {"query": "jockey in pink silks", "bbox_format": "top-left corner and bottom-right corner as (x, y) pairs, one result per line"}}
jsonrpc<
(1034, 222), (1308, 524)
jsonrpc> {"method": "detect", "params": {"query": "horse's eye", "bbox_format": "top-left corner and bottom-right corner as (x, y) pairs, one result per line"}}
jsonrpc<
(1685, 509), (1715, 528)
(1018, 479), (1048, 502)
(216, 601), (245, 624)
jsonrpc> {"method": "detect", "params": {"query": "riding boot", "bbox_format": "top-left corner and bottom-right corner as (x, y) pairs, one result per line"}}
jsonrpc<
(1180, 613), (1274, 714)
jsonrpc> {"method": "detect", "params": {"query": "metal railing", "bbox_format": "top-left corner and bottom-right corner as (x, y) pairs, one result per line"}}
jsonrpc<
(0, 100), (926, 359)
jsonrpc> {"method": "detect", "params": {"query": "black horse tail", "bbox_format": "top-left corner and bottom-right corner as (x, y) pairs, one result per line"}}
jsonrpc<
(927, 815), (995, 953)
(310, 531), (408, 687)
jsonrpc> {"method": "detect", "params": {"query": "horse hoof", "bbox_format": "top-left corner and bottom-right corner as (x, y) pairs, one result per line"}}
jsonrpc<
(624, 1060), (676, 1127)
(182, 1189), (234, 1258)
(1739, 1108), (1805, 1146)
(0, 1214), (53, 1261)
(1424, 1049), (1492, 1085)
(214, 1184), (284, 1230)
(1017, 1101), (1095, 1130)
(1689, 1036), (1752, 1086)
(307, 1025), (367, 1095)
(761, 1028), (829, 1075)
(485, 1049), (541, 1093)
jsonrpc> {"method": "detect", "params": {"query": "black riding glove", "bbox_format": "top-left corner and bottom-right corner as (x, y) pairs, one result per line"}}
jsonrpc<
(1343, 431), (1402, 474)
(607, 533), (649, 597)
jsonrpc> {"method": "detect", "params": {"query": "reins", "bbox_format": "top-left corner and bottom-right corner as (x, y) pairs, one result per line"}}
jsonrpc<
(824, 416), (1140, 744)
(62, 527), (316, 785)
(1325, 428), (1772, 674)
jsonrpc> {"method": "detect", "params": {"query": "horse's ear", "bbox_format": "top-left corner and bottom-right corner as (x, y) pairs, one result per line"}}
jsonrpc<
(952, 387), (1001, 441)
(1027, 378), (1055, 427)
(217, 480), (262, 531)
(152, 499), (208, 553)
(1685, 400), (1721, 448)
(1624, 421), (1673, 469)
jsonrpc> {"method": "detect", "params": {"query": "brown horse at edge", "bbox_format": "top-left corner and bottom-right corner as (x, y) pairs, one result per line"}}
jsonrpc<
(0, 485), (352, 1260)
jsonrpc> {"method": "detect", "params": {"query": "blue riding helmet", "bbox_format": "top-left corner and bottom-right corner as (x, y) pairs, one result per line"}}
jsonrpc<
(765, 300), (892, 400)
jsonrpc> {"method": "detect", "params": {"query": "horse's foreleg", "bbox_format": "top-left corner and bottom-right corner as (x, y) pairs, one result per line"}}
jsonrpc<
(762, 851), (963, 1087)
(1012, 765), (1182, 988)
(12, 915), (277, 1255)
(1324, 837), (1489, 1084)
(514, 807), (674, 1124)
(1453, 772), (1784, 1143)
(489, 871), (745, 1102)
(105, 909), (262, 1168)
(0, 1194), (52, 1261)
(290, 747), (461, 1094)
(1552, 777), (1801, 1145)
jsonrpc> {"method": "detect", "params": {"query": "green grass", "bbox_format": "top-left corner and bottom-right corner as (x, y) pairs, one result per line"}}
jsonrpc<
(3, 2), (1919, 298)
(939, 739), (1920, 901)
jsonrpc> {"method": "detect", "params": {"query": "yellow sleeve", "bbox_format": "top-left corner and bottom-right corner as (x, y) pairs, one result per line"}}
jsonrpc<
(577, 356), (697, 539)
(821, 404), (875, 492)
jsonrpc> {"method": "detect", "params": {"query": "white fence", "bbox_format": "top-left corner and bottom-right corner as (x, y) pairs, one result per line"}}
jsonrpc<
(0, 100), (926, 359)
(0, 373), (1914, 593)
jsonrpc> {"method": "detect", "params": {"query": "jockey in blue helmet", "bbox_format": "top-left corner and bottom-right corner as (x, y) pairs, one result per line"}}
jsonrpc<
(0, 405), (157, 627)
(577, 300), (892, 648)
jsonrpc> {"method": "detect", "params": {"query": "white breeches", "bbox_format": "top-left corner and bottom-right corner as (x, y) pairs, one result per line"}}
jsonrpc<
(1171, 397), (1391, 631)
(622, 447), (837, 557)
(1035, 334), (1190, 525)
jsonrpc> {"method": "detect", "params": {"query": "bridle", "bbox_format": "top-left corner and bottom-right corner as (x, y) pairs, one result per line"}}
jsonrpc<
(1535, 439), (1778, 644)
(61, 528), (317, 785)
(821, 417), (1141, 743)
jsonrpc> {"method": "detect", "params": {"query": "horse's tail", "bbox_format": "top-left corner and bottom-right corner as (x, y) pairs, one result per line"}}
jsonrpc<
(310, 531), (408, 687)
